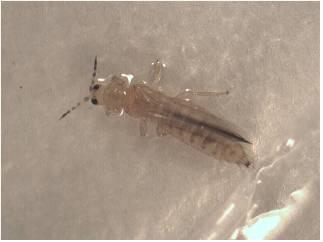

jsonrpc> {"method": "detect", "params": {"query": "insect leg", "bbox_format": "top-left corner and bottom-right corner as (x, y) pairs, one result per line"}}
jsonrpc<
(156, 122), (167, 137)
(176, 89), (229, 100)
(149, 59), (165, 84)
(139, 118), (148, 136)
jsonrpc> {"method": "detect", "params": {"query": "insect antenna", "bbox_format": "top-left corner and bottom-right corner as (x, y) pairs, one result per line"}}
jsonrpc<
(59, 96), (90, 120)
(59, 56), (97, 120)
(91, 56), (97, 86)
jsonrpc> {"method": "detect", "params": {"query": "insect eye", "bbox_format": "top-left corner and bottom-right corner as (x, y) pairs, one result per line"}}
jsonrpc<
(93, 84), (100, 90)
(91, 98), (98, 105)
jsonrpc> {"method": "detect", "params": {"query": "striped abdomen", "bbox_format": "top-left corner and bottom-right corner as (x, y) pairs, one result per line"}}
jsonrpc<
(158, 114), (253, 167)
(125, 84), (253, 167)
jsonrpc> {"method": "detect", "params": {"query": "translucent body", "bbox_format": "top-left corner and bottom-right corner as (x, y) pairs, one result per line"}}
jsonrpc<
(90, 61), (254, 167)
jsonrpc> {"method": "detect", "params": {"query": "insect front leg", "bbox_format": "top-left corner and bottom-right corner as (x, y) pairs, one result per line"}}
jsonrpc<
(139, 118), (148, 136)
(149, 59), (165, 84)
(175, 89), (229, 101)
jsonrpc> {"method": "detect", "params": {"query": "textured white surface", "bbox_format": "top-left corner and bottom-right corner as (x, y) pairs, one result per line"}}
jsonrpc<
(2, 2), (319, 239)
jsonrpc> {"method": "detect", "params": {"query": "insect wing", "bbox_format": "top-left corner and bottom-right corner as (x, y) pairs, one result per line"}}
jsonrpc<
(134, 85), (251, 144)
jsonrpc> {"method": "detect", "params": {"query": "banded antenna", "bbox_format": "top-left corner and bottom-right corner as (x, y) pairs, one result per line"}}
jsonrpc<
(91, 56), (97, 86)
(58, 56), (97, 120)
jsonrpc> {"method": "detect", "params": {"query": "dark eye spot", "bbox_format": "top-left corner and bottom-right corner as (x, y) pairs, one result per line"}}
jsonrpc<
(91, 98), (98, 105)
(93, 84), (100, 90)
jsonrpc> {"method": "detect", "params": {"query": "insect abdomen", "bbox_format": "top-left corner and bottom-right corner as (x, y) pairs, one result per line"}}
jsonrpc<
(126, 85), (253, 167)
(161, 120), (252, 167)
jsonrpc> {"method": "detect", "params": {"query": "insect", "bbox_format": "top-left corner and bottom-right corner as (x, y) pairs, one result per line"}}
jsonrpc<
(60, 57), (254, 167)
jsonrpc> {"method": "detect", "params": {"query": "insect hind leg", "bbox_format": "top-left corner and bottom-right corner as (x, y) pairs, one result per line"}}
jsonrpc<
(176, 89), (229, 101)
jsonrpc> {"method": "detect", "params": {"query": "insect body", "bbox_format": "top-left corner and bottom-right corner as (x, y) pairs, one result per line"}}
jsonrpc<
(60, 57), (254, 167)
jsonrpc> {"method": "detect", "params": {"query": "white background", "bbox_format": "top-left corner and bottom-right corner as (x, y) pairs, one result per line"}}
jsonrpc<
(2, 2), (319, 239)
